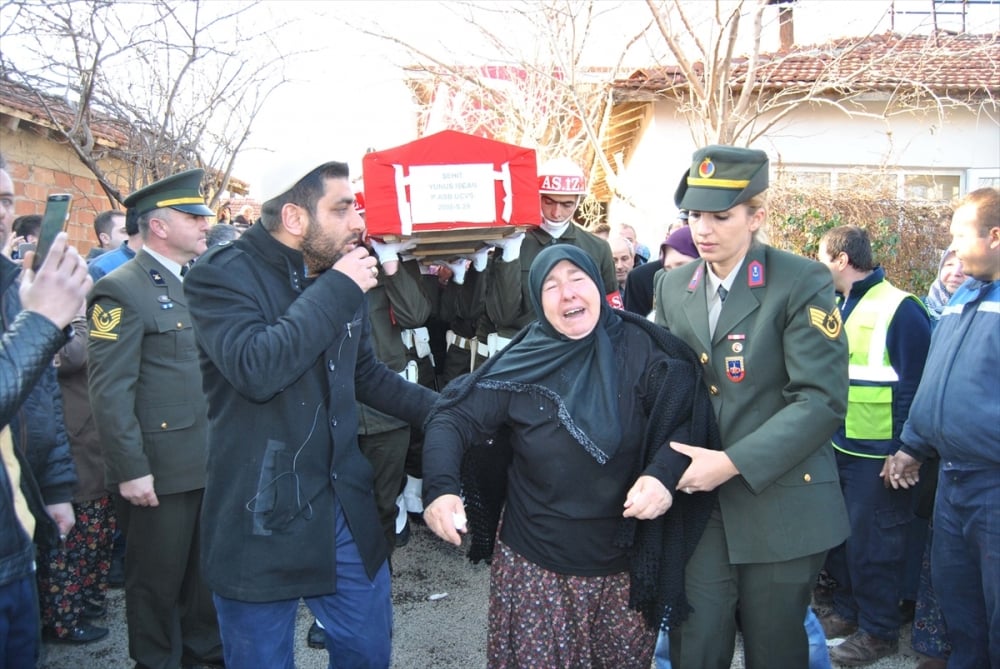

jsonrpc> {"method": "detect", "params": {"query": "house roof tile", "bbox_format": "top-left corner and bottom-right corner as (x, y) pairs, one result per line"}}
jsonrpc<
(615, 32), (1000, 98)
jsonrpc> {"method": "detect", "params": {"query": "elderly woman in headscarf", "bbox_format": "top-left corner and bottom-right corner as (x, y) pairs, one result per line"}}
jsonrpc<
(924, 248), (966, 326)
(422, 244), (720, 669)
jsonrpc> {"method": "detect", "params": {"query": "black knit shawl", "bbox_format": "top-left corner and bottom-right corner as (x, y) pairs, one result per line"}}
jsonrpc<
(427, 309), (722, 631)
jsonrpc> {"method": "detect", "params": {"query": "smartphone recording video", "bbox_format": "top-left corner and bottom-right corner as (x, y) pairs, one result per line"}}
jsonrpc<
(32, 193), (73, 271)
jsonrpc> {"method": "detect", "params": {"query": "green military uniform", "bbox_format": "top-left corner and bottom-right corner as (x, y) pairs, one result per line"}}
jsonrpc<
(87, 171), (221, 669)
(654, 146), (849, 669)
(357, 257), (432, 550)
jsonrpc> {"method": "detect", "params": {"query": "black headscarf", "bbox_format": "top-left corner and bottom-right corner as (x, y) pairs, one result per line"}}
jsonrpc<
(425, 245), (723, 631)
(481, 245), (624, 463)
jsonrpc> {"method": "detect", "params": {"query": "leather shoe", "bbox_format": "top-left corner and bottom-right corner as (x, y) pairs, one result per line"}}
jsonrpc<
(819, 611), (858, 639)
(306, 620), (326, 649)
(43, 623), (109, 644)
(828, 630), (898, 666)
(395, 520), (411, 548)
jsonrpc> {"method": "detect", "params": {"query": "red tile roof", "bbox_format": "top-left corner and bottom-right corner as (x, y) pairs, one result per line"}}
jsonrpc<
(615, 32), (999, 99)
(0, 77), (130, 146)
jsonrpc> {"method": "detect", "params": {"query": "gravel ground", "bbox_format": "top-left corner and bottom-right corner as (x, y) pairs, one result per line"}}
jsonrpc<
(39, 522), (926, 669)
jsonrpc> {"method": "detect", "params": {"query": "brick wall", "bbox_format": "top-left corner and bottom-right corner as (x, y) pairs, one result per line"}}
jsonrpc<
(2, 124), (128, 256)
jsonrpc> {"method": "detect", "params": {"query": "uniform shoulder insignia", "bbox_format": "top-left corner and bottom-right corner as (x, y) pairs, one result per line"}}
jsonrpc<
(808, 305), (842, 340)
(90, 303), (124, 341)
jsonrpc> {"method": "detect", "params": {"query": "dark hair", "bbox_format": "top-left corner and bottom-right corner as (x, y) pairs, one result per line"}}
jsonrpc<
(821, 225), (874, 272)
(959, 187), (1000, 237)
(207, 223), (239, 247)
(13, 214), (41, 239)
(260, 162), (350, 232)
(94, 209), (124, 244)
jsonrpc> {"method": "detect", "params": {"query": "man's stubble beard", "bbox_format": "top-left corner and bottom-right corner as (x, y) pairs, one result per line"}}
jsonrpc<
(301, 214), (360, 275)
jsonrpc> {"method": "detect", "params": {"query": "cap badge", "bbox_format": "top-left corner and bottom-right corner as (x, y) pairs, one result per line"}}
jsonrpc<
(698, 158), (716, 179)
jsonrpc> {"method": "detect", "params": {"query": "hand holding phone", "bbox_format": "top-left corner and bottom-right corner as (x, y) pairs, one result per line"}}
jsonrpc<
(33, 193), (72, 271)
(19, 232), (92, 329)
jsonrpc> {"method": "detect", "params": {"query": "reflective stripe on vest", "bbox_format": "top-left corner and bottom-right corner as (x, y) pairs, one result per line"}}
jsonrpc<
(843, 280), (913, 442)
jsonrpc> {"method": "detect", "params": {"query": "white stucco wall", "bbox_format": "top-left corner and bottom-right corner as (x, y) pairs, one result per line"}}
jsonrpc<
(610, 97), (1000, 250)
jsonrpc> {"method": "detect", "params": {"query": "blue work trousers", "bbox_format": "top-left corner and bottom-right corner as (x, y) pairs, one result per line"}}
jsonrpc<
(213, 500), (392, 669)
(931, 464), (1000, 669)
(825, 452), (913, 640)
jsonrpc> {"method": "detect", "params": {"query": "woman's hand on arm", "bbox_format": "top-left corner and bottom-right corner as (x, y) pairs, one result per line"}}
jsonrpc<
(423, 494), (468, 546)
(623, 475), (673, 519)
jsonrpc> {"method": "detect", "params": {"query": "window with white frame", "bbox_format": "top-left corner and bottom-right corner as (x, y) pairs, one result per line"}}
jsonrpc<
(778, 166), (965, 201)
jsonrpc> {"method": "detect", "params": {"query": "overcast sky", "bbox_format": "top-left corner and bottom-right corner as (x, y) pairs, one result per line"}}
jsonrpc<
(233, 0), (998, 195)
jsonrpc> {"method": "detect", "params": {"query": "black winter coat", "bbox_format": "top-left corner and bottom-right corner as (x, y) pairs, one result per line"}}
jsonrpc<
(184, 224), (437, 602)
(0, 258), (73, 582)
(1, 257), (76, 507)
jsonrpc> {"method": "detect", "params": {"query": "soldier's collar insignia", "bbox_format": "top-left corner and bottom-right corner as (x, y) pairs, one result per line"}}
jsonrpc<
(688, 263), (703, 291)
(149, 269), (166, 286)
(747, 260), (764, 287)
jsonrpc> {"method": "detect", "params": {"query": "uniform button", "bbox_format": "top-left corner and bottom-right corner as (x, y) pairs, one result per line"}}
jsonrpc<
(700, 352), (709, 364)
(331, 472), (338, 480)
(176, 322), (183, 329)
(803, 473), (812, 482)
(328, 360), (335, 372)
(160, 421), (168, 429)
(331, 418), (338, 427)
(709, 385), (719, 395)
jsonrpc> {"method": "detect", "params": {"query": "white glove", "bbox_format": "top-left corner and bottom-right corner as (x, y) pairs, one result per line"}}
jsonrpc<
(471, 246), (491, 272)
(370, 238), (417, 265)
(487, 231), (525, 262)
(445, 259), (470, 285)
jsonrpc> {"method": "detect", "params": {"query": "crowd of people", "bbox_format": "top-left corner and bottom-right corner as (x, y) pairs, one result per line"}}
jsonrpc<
(0, 144), (996, 669)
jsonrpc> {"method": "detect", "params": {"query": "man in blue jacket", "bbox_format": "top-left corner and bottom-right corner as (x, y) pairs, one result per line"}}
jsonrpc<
(886, 187), (1000, 669)
(184, 155), (437, 669)
(816, 225), (930, 665)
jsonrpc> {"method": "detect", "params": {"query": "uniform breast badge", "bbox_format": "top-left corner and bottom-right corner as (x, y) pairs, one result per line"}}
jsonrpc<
(725, 356), (745, 383)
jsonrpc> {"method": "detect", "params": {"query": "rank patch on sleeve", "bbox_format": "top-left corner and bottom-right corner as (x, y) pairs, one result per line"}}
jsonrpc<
(808, 305), (842, 340)
(90, 303), (124, 341)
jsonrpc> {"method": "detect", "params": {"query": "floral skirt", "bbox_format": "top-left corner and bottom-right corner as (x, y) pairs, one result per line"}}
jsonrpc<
(487, 540), (655, 669)
(37, 495), (116, 637)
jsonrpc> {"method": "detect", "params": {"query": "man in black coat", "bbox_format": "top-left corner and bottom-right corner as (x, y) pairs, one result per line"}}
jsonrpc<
(184, 156), (437, 669)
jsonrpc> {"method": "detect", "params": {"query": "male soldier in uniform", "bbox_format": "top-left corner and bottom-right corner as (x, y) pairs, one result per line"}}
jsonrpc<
(87, 169), (222, 669)
(654, 146), (849, 669)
